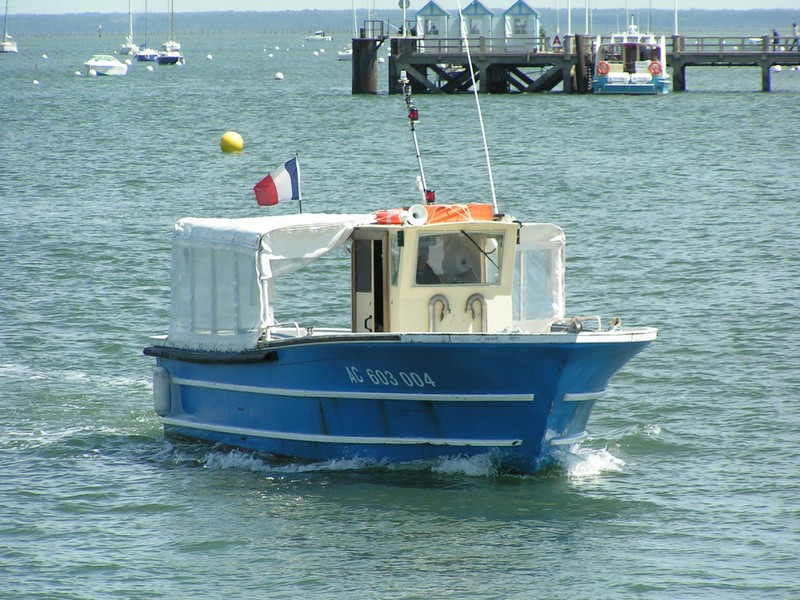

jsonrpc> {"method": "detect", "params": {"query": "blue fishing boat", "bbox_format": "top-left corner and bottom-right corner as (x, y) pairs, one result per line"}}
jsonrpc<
(593, 19), (670, 95)
(144, 74), (657, 474)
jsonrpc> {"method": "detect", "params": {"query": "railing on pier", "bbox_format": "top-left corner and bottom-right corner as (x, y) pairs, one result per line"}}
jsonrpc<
(410, 36), (554, 54)
(404, 35), (800, 56)
(669, 35), (799, 53)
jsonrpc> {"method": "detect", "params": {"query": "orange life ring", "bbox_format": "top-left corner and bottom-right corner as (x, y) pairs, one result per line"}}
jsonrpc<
(648, 61), (663, 76)
(597, 61), (610, 76)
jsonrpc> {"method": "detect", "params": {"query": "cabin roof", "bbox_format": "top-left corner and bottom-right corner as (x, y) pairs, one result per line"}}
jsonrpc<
(416, 0), (450, 17)
(461, 0), (494, 17)
(504, 0), (540, 17)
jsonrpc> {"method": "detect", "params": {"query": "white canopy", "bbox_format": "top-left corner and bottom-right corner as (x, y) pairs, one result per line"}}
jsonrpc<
(168, 213), (372, 351)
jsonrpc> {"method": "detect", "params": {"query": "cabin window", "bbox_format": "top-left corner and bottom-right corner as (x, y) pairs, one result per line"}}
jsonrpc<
(416, 232), (504, 286)
(390, 232), (401, 286)
(354, 239), (372, 293)
(601, 44), (622, 61)
(645, 45), (661, 61)
(512, 17), (528, 35)
(624, 43), (637, 71)
(513, 248), (556, 321)
(424, 19), (439, 35)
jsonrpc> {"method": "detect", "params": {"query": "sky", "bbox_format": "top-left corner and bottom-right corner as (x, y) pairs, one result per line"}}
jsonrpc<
(10, 1), (799, 14)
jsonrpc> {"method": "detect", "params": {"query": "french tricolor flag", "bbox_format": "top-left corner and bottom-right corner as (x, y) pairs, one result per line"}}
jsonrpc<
(254, 156), (301, 206)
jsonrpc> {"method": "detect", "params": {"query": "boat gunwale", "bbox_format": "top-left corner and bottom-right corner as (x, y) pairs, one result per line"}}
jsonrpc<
(144, 327), (658, 364)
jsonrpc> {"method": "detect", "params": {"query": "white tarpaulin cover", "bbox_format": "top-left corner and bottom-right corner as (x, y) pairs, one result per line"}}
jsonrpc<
(168, 213), (372, 351)
(512, 223), (565, 330)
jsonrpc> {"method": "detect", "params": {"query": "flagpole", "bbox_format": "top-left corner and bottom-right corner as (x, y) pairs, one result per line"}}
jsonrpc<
(295, 152), (303, 213)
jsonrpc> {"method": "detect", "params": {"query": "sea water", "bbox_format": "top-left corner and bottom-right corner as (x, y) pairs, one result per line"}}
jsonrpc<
(1, 32), (799, 598)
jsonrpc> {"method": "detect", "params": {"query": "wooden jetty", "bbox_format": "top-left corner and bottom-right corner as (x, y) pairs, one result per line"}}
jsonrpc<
(351, 26), (800, 94)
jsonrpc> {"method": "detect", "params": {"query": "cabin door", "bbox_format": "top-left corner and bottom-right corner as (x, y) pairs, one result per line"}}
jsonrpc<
(352, 237), (387, 332)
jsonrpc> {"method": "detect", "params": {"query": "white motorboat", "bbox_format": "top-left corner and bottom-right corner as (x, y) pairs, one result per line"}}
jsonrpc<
(305, 30), (333, 42)
(85, 54), (129, 76)
(337, 45), (353, 61)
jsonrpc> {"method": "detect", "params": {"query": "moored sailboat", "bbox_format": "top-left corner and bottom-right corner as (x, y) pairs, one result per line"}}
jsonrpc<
(1, 0), (17, 54)
(157, 0), (184, 65)
(118, 0), (138, 55)
(136, 0), (157, 61)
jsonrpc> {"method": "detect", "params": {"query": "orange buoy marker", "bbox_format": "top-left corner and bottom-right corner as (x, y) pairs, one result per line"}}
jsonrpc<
(220, 131), (244, 153)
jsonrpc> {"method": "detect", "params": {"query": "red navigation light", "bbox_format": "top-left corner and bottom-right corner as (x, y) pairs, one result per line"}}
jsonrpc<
(425, 189), (436, 203)
(408, 107), (419, 121)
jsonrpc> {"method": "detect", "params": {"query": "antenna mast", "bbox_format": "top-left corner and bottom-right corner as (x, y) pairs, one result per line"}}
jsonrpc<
(456, 0), (498, 214)
(401, 73), (435, 204)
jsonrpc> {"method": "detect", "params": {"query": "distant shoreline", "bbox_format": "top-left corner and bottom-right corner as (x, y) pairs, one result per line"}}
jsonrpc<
(6, 9), (798, 37)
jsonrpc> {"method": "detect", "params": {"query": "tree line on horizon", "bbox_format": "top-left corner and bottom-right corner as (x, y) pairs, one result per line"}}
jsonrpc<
(7, 9), (797, 38)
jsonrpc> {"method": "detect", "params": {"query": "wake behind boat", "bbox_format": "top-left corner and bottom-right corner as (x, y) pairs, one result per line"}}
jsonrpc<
(143, 75), (658, 474)
(593, 19), (670, 95)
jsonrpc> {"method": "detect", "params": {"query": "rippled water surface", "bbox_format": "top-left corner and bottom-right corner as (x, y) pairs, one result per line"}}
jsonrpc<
(1, 32), (799, 599)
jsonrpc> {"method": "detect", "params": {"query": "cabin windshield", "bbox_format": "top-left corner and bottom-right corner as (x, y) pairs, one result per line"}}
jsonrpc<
(416, 231), (504, 285)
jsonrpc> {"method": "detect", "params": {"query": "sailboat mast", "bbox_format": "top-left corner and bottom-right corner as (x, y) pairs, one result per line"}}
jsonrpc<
(3, 0), (10, 39)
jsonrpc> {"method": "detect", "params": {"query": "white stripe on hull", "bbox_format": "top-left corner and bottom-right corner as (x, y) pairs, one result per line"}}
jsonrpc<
(171, 376), (534, 403)
(162, 417), (523, 447)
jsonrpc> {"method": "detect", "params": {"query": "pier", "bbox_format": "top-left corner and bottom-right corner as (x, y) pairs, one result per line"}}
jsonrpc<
(351, 28), (800, 94)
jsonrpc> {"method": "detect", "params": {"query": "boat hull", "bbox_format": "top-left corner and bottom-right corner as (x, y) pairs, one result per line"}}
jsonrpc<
(145, 331), (655, 473)
(593, 76), (670, 95)
(157, 49), (183, 65)
(85, 62), (128, 76)
(136, 49), (157, 62)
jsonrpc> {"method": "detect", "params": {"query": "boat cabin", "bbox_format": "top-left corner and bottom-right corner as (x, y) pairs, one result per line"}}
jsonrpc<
(164, 204), (565, 352)
(351, 214), (514, 334)
(594, 20), (666, 80)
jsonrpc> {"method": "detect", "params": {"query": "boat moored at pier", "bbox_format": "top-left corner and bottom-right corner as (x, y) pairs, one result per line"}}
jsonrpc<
(593, 20), (670, 95)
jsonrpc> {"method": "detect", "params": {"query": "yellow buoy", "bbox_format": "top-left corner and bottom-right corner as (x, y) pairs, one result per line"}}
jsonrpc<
(220, 131), (244, 153)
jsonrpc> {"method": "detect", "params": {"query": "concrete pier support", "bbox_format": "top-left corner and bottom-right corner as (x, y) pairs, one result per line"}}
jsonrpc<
(673, 63), (686, 91)
(352, 38), (379, 94)
(761, 63), (771, 92)
(575, 35), (589, 93)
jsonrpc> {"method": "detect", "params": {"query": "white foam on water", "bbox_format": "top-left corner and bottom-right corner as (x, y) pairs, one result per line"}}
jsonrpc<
(554, 446), (626, 478)
(430, 452), (500, 477)
(200, 449), (375, 474)
(194, 448), (509, 477)
(643, 423), (662, 436)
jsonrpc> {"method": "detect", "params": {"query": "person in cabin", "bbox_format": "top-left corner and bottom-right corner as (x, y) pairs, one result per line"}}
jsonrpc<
(416, 246), (440, 284)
